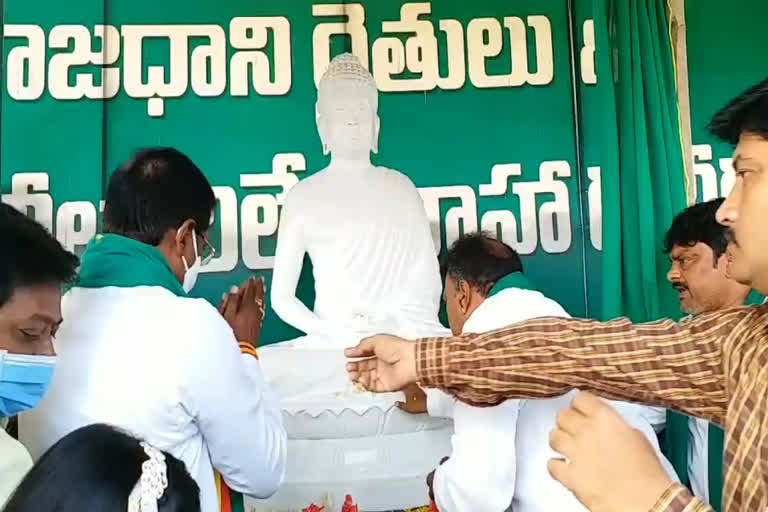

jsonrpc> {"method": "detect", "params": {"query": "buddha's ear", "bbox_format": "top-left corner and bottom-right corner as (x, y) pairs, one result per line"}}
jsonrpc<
(316, 104), (331, 156)
(371, 114), (381, 154)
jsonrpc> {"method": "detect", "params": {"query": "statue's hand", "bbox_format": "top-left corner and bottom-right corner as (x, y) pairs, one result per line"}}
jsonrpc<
(218, 276), (265, 346)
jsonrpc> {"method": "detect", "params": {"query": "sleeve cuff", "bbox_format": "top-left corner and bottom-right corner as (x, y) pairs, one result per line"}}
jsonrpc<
(238, 341), (259, 360)
(651, 483), (706, 512)
(425, 387), (456, 419)
(416, 337), (451, 389)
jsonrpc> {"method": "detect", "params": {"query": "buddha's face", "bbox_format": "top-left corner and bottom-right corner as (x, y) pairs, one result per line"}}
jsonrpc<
(317, 80), (379, 160)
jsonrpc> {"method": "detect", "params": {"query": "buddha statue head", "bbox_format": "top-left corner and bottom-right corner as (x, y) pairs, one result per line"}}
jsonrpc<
(316, 53), (380, 161)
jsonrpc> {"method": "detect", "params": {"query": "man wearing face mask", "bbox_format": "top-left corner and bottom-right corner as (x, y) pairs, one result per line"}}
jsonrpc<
(21, 148), (286, 512)
(0, 203), (79, 506)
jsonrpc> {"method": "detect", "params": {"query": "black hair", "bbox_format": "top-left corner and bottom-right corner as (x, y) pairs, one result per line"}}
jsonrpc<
(0, 203), (79, 308)
(102, 148), (216, 246)
(663, 198), (727, 264)
(441, 231), (523, 296)
(708, 76), (768, 145)
(3, 424), (200, 512)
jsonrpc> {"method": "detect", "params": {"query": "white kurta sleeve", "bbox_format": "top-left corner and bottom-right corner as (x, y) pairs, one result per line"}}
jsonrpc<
(0, 428), (32, 507)
(180, 309), (287, 498)
(425, 388), (458, 419)
(270, 191), (329, 336)
(433, 401), (520, 512)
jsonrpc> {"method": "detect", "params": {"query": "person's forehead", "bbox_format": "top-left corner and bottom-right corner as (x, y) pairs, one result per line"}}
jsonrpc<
(734, 133), (768, 164)
(670, 242), (710, 257)
(0, 284), (62, 323)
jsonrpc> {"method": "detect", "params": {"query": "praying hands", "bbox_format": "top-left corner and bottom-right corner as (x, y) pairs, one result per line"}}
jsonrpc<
(218, 276), (266, 346)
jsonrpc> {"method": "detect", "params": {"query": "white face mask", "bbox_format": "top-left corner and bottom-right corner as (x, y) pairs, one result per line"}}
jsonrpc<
(181, 228), (202, 293)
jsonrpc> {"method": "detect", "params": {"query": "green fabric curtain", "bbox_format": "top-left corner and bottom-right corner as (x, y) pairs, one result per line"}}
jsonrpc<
(587, 0), (707, 508)
(592, 0), (687, 322)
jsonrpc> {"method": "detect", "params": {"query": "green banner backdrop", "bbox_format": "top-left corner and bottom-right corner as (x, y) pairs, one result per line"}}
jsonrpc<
(1, 0), (606, 345)
(3, 0), (740, 347)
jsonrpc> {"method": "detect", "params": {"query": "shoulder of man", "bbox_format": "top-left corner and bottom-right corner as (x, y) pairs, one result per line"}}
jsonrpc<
(161, 294), (236, 348)
(0, 428), (33, 505)
(490, 288), (571, 319)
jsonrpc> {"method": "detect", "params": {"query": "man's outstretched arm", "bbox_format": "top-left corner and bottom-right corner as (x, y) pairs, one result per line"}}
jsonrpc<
(348, 307), (764, 425)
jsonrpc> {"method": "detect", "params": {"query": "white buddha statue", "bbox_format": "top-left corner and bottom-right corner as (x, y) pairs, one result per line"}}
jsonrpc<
(253, 54), (453, 511)
(271, 53), (447, 345)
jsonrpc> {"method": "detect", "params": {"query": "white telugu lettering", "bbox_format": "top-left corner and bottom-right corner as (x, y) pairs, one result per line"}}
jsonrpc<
(418, 185), (478, 254)
(478, 162), (572, 254)
(580, 20), (597, 85)
(371, 3), (439, 92)
(719, 157), (735, 197)
(536, 160), (571, 253)
(203, 186), (240, 274)
(240, 153), (306, 269)
(693, 144), (719, 201)
(48, 25), (121, 100)
(467, 16), (554, 88)
(312, 4), (370, 87)
(1, 173), (54, 232)
(437, 19), (466, 90)
(5, 25), (46, 100)
(190, 26), (227, 98)
(230, 17), (292, 96)
(56, 201), (97, 252)
(587, 166), (602, 251)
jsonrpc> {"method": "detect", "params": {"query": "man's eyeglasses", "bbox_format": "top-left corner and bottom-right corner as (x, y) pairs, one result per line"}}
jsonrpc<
(201, 235), (216, 266)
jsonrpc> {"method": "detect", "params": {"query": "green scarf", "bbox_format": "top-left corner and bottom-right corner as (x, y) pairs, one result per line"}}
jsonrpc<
(74, 234), (186, 296)
(487, 272), (538, 296)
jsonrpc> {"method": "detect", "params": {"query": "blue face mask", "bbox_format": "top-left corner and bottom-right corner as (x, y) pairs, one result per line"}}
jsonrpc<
(0, 350), (56, 417)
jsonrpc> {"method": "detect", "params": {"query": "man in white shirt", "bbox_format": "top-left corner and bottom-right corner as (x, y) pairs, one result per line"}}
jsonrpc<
(400, 232), (676, 511)
(21, 148), (286, 512)
(0, 204), (79, 506)
(662, 198), (752, 507)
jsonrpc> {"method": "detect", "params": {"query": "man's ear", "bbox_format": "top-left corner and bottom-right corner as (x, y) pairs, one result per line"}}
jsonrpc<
(457, 280), (472, 314)
(174, 219), (196, 256)
(316, 104), (330, 155)
(715, 252), (731, 277)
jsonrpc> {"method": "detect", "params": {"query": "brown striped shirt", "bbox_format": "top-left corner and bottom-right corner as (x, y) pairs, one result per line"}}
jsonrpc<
(415, 305), (768, 511)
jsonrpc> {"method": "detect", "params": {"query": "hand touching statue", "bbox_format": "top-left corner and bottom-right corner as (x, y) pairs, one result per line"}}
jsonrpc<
(345, 334), (417, 392)
(395, 384), (427, 413)
(218, 276), (266, 346)
(548, 391), (673, 512)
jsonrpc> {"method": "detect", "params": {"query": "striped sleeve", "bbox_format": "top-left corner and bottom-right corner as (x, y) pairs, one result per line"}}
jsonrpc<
(651, 484), (713, 512)
(415, 307), (756, 423)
